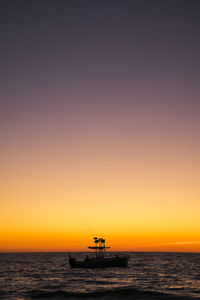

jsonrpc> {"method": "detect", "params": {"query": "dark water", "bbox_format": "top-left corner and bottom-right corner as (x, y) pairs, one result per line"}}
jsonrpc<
(0, 252), (200, 299)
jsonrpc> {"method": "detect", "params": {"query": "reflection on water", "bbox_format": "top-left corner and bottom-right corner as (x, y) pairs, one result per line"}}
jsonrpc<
(0, 252), (200, 299)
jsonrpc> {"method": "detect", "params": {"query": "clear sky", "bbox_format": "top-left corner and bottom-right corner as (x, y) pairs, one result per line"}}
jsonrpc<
(0, 0), (200, 252)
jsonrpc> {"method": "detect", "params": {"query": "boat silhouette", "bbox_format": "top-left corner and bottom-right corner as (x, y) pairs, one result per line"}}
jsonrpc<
(69, 237), (129, 268)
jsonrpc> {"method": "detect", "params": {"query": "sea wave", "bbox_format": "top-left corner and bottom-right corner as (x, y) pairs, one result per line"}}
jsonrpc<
(27, 287), (196, 299)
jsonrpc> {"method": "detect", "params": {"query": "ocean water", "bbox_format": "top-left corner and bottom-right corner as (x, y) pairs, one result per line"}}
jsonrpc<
(0, 252), (200, 299)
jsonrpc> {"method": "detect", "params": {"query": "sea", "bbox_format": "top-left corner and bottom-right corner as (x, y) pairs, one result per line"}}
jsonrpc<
(0, 252), (200, 299)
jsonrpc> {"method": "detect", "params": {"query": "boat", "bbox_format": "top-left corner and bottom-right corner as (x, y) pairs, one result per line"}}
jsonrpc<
(69, 237), (129, 268)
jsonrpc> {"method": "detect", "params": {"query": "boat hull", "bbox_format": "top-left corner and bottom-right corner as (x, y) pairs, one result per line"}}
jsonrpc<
(69, 255), (129, 268)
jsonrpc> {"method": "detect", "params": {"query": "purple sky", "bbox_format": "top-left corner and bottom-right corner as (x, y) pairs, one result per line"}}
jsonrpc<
(1, 0), (200, 154)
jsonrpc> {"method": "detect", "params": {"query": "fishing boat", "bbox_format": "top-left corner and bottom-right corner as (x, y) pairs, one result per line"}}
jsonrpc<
(69, 237), (129, 268)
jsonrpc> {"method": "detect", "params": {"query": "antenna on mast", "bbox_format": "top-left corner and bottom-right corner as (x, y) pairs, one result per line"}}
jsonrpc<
(86, 224), (95, 238)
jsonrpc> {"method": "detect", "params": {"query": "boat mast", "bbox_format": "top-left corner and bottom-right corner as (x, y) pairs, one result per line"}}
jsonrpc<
(88, 237), (110, 257)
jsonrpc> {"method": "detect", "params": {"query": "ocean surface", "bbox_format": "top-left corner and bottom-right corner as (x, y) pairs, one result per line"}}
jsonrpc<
(0, 252), (200, 299)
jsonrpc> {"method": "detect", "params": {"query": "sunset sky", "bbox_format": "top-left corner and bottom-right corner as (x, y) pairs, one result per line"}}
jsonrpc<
(0, 0), (200, 252)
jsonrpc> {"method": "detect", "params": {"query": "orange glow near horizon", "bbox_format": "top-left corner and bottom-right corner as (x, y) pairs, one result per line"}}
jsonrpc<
(1, 130), (200, 252)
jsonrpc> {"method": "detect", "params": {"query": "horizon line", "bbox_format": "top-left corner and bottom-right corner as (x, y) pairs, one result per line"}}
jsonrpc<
(1, 250), (200, 254)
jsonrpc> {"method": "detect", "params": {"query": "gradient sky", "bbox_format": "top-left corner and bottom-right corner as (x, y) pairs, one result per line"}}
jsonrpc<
(0, 0), (200, 252)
